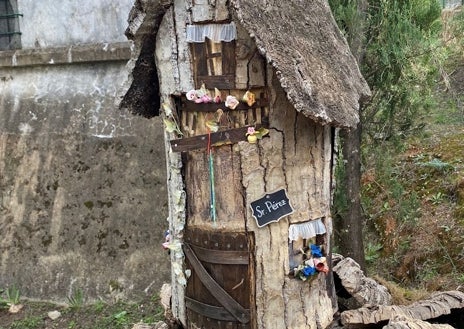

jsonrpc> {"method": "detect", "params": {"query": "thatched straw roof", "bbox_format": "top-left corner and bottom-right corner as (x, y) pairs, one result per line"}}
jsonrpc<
(119, 0), (370, 128)
(231, 0), (370, 128)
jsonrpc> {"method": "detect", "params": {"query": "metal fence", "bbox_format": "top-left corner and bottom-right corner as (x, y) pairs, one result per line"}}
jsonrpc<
(441, 0), (464, 8)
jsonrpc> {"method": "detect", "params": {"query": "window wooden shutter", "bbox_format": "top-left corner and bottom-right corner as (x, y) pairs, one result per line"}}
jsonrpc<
(191, 40), (236, 90)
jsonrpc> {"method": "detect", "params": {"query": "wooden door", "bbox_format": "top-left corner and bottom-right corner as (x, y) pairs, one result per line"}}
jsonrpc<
(184, 229), (255, 328)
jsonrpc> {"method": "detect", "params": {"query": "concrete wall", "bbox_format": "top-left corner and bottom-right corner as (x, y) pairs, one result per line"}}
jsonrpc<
(0, 0), (170, 302)
(17, 0), (133, 48)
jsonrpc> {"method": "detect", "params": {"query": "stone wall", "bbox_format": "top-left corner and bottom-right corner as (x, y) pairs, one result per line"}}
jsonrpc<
(0, 0), (170, 302)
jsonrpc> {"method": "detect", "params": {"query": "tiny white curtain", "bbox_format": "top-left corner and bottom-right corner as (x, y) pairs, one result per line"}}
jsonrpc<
(186, 22), (237, 43)
(288, 218), (327, 241)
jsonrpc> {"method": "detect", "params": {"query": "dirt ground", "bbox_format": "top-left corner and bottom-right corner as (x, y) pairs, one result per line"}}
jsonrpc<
(0, 294), (164, 329)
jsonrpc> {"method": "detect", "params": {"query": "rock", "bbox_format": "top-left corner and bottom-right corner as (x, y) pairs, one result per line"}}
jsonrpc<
(8, 304), (23, 314)
(47, 310), (62, 320)
(131, 323), (154, 329)
(154, 322), (169, 329)
(159, 283), (171, 312)
(131, 323), (168, 329)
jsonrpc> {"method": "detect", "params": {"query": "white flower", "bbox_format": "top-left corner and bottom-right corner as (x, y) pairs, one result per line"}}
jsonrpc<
(225, 95), (239, 110)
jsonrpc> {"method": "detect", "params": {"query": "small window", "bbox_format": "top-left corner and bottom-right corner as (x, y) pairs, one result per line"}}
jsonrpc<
(0, 0), (21, 50)
(190, 39), (236, 90)
(288, 219), (328, 276)
(187, 23), (236, 89)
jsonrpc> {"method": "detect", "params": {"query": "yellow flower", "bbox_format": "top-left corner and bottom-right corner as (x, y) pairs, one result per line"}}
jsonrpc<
(242, 90), (256, 107)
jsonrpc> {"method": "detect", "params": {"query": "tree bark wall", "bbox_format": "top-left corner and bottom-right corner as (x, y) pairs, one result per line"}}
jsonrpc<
(236, 73), (334, 328)
(155, 3), (191, 324)
(155, 1), (337, 327)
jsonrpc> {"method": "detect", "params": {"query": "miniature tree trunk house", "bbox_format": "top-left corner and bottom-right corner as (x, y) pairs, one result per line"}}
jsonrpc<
(121, 0), (370, 328)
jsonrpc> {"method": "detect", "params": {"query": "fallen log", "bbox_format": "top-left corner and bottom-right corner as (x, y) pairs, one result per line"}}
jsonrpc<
(340, 290), (464, 326)
(383, 315), (455, 329)
(333, 256), (392, 308)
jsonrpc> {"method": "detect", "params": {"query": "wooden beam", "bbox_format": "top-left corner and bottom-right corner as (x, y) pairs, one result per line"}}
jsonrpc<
(170, 125), (267, 152)
(179, 96), (269, 112)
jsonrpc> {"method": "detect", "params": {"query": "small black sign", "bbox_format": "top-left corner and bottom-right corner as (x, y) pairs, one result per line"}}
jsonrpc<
(250, 189), (294, 228)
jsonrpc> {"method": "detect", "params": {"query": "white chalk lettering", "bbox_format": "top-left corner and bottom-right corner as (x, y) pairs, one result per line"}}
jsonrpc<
(255, 205), (265, 218)
(264, 199), (287, 213)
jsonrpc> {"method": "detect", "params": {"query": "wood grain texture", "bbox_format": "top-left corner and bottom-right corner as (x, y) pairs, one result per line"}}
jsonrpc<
(191, 0), (229, 22)
(383, 315), (455, 329)
(333, 257), (393, 308)
(184, 229), (253, 328)
(269, 73), (331, 223)
(170, 126), (254, 152)
(237, 91), (335, 328)
(340, 291), (464, 326)
(184, 146), (246, 231)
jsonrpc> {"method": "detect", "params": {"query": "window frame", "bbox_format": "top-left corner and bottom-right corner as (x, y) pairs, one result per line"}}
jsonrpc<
(0, 0), (22, 50)
(190, 39), (236, 90)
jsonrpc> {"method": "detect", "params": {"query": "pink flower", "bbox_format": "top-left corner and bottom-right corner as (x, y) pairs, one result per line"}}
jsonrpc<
(313, 257), (329, 273)
(225, 95), (239, 110)
(186, 90), (197, 101)
(201, 94), (212, 103)
(246, 127), (256, 135)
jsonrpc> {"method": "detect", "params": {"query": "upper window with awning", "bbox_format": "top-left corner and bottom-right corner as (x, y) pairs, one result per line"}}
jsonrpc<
(187, 23), (237, 89)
